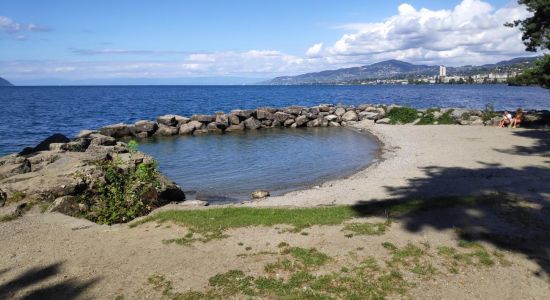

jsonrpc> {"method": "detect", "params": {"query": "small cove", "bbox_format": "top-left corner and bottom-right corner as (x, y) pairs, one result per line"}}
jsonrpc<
(138, 127), (379, 204)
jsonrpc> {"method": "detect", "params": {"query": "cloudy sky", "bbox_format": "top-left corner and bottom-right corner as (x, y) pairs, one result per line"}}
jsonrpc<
(0, 0), (535, 84)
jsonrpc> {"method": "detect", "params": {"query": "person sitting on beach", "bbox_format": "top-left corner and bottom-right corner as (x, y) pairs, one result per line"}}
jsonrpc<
(509, 108), (524, 128)
(498, 111), (513, 128)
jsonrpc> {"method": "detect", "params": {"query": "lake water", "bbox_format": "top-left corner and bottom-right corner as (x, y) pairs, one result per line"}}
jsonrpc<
(137, 127), (379, 203)
(0, 84), (548, 155)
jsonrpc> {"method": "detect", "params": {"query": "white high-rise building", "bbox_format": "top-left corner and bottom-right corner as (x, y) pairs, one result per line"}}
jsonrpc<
(439, 65), (447, 77)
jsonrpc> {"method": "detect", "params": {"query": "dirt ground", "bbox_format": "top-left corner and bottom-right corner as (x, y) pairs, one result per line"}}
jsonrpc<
(1, 123), (549, 299)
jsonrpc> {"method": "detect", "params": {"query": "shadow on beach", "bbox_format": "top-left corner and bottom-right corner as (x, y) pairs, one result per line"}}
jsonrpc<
(0, 262), (99, 300)
(351, 128), (550, 277)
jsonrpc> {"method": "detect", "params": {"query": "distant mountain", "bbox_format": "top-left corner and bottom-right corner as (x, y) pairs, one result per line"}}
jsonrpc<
(265, 57), (539, 85)
(0, 77), (14, 86)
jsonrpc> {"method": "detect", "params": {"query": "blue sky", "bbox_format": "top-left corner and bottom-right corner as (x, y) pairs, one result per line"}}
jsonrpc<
(0, 0), (534, 84)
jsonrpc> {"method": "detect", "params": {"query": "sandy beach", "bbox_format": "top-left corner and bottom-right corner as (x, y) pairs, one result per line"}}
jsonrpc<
(1, 123), (549, 299)
(249, 121), (550, 206)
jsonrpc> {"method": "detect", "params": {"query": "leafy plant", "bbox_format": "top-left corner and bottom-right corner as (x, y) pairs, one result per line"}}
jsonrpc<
(128, 139), (139, 153)
(481, 103), (497, 122)
(387, 107), (419, 124)
(86, 157), (161, 225)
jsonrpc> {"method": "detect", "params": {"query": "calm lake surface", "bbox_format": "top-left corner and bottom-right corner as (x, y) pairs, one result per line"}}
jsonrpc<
(137, 127), (379, 203)
(0, 84), (548, 155)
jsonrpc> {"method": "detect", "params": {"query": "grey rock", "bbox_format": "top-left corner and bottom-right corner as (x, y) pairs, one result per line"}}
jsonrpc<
(376, 118), (391, 124)
(329, 121), (341, 127)
(89, 133), (116, 146)
(192, 114), (215, 123)
(284, 119), (295, 127)
(256, 109), (274, 120)
(284, 106), (304, 115)
(244, 117), (261, 130)
(324, 114), (338, 122)
(174, 115), (190, 126)
(295, 115), (308, 127)
(206, 122), (223, 134)
(307, 119), (320, 127)
(154, 124), (179, 136)
(215, 113), (229, 127)
(157, 115), (178, 126)
(225, 123), (245, 131)
(231, 109), (254, 118)
(335, 107), (346, 116)
(47, 196), (79, 214)
(20, 133), (71, 156)
(193, 128), (209, 135)
(251, 189), (270, 199)
(100, 123), (132, 138)
(178, 123), (196, 135)
(342, 110), (358, 122)
(319, 105), (331, 112)
(359, 111), (379, 120)
(180, 200), (209, 206)
(228, 114), (241, 125)
(49, 143), (66, 152)
(76, 130), (97, 139)
(274, 112), (292, 122)
(133, 120), (158, 136)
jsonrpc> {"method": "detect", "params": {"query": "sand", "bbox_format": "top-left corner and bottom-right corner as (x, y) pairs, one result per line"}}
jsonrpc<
(1, 123), (549, 299)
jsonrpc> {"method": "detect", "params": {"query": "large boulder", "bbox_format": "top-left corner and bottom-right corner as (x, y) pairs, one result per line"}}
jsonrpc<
(324, 114), (338, 122)
(274, 112), (292, 122)
(335, 107), (346, 116)
(89, 133), (116, 146)
(157, 115), (178, 127)
(284, 106), (304, 116)
(256, 109), (274, 120)
(228, 114), (241, 125)
(295, 115), (308, 127)
(231, 109), (254, 119)
(284, 119), (295, 127)
(215, 113), (229, 128)
(47, 195), (80, 214)
(206, 122), (223, 134)
(133, 120), (158, 136)
(342, 110), (358, 122)
(244, 117), (261, 130)
(19, 133), (71, 155)
(225, 122), (245, 132)
(376, 118), (391, 124)
(154, 124), (178, 136)
(192, 114), (215, 123)
(359, 111), (379, 120)
(307, 119), (320, 127)
(179, 120), (204, 135)
(100, 123), (133, 138)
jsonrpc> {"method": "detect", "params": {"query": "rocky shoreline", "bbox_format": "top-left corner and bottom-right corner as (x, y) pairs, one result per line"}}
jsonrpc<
(1, 103), (549, 224)
(86, 105), (550, 139)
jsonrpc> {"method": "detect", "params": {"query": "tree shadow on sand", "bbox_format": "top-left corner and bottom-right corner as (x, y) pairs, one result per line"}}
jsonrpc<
(352, 129), (550, 277)
(0, 262), (99, 300)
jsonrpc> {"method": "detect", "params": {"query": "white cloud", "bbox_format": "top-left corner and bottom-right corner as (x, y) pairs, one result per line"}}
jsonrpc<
(0, 16), (53, 40)
(0, 16), (21, 33)
(0, 0), (537, 80)
(320, 0), (531, 66)
(306, 43), (323, 57)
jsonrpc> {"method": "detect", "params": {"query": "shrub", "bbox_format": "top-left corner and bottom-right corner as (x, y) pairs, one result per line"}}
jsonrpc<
(481, 103), (497, 122)
(86, 157), (161, 225)
(387, 107), (418, 124)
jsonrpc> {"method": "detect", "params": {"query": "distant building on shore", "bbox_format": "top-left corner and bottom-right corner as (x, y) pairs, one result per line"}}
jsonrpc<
(439, 65), (447, 77)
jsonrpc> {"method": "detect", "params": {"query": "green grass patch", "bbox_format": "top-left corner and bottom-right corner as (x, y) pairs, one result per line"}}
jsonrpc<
(387, 107), (419, 124)
(342, 220), (392, 236)
(289, 247), (331, 267)
(131, 206), (361, 236)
